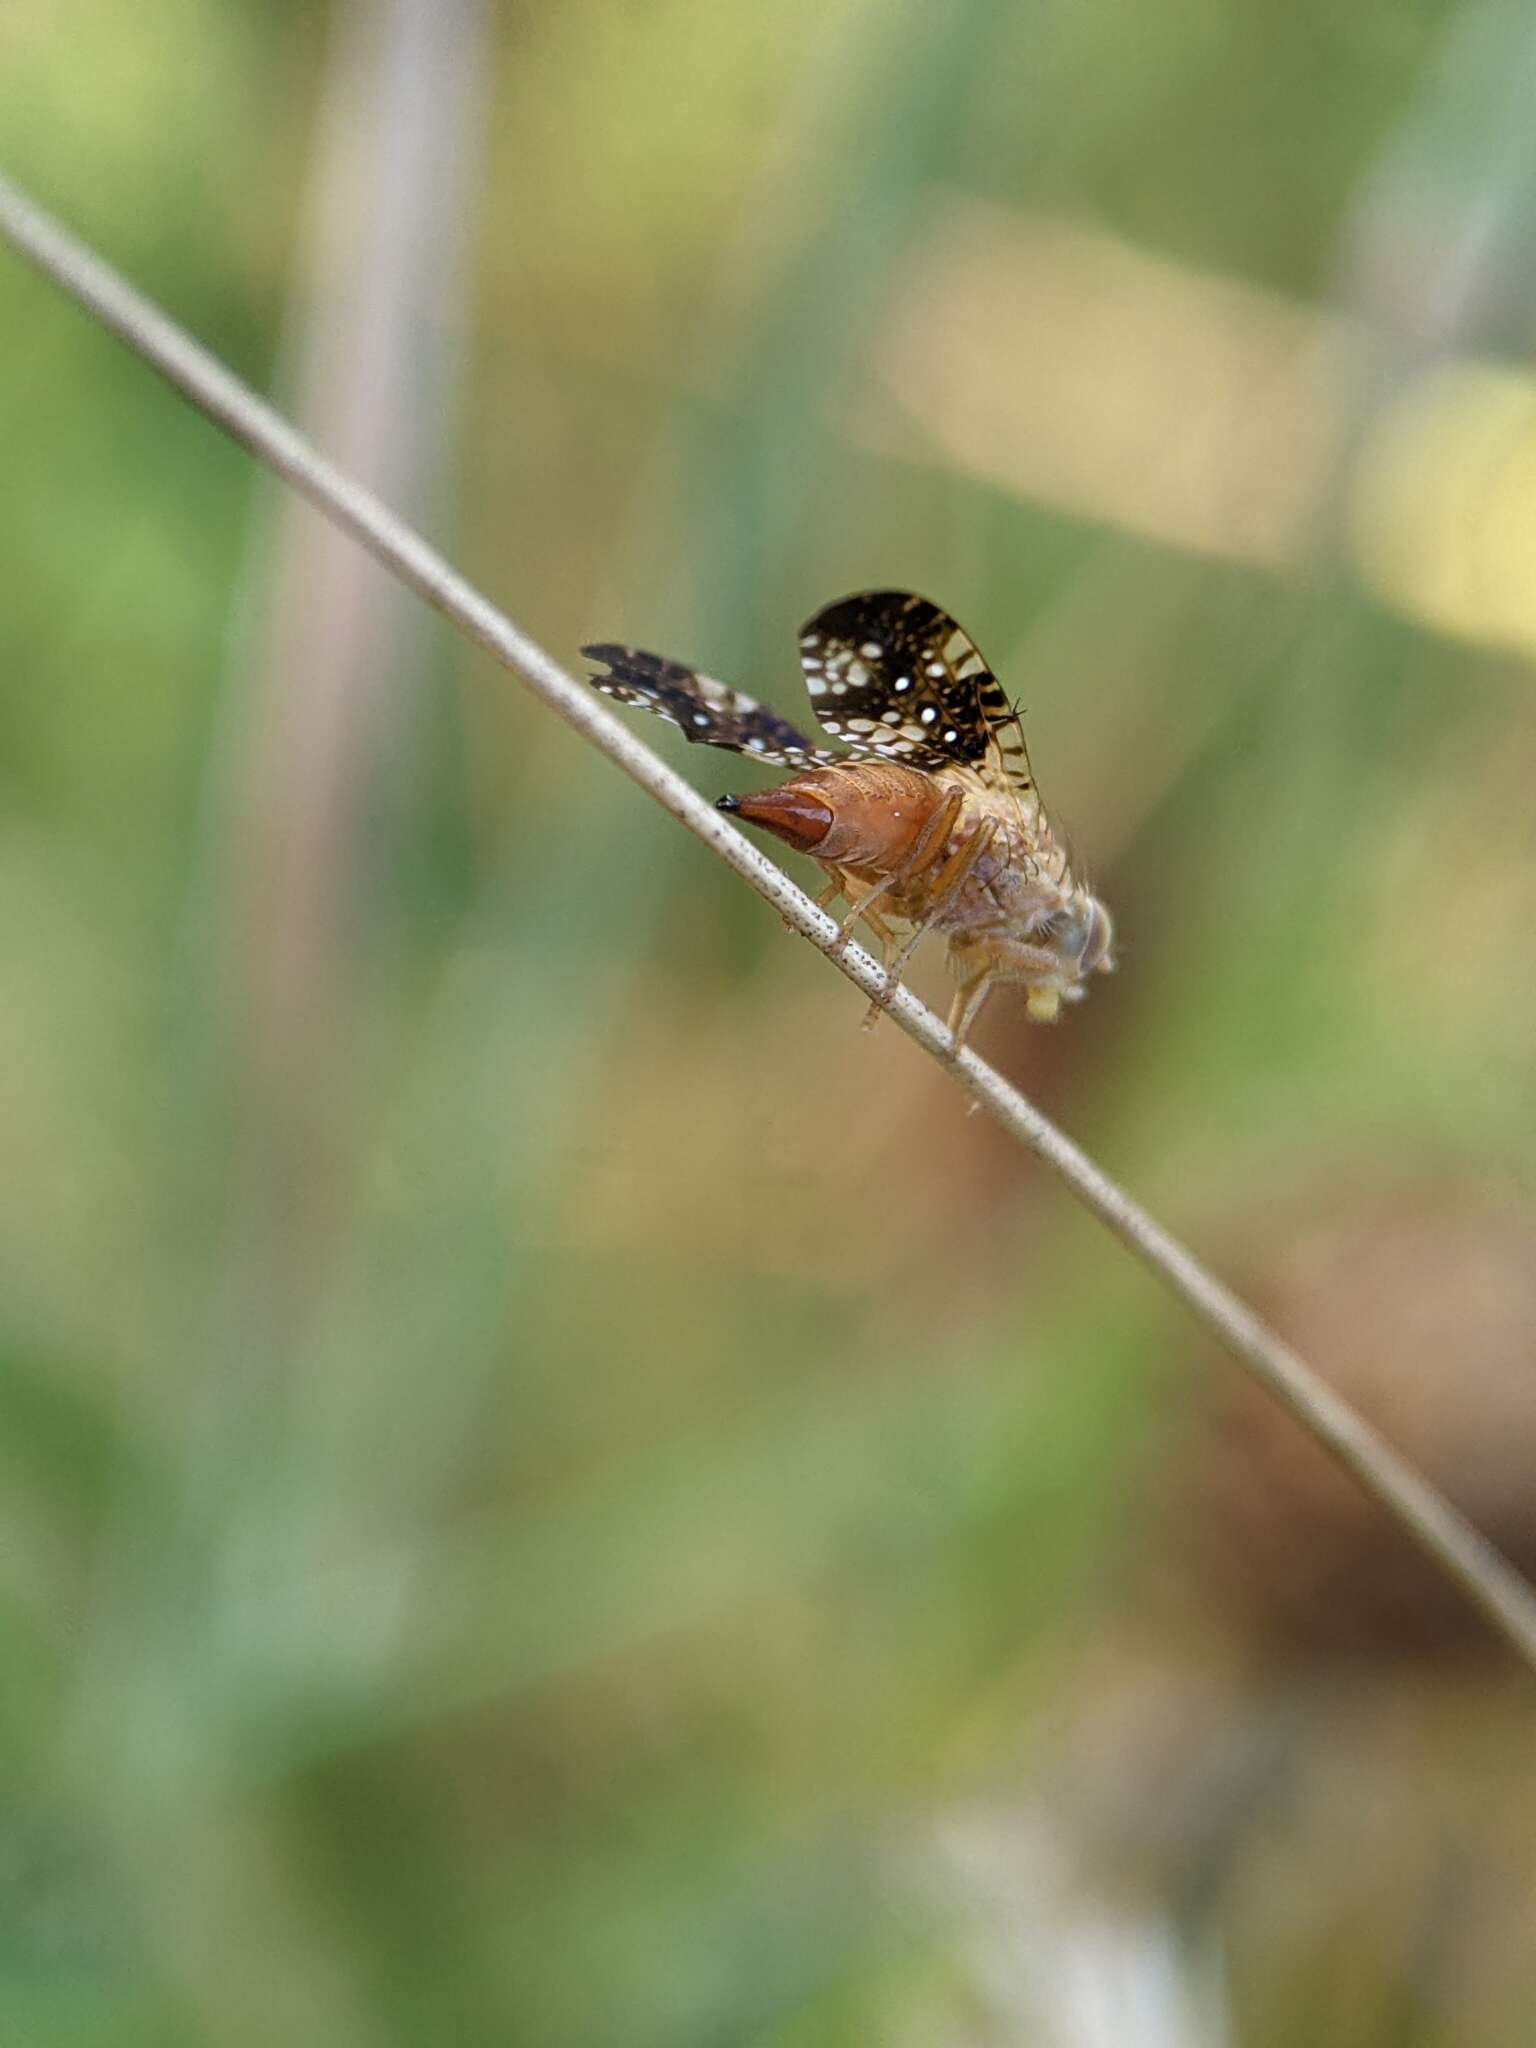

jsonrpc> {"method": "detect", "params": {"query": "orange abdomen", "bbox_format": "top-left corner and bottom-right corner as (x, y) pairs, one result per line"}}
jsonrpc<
(720, 762), (944, 873)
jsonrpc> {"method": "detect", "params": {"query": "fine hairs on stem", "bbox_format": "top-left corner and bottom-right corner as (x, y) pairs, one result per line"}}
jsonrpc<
(4, 168), (1536, 1674)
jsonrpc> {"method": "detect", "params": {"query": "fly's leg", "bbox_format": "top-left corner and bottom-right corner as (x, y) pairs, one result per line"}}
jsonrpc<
(858, 902), (899, 957)
(876, 817), (999, 1010)
(854, 905), (908, 1030)
(810, 865), (900, 984)
(799, 867), (853, 940)
(811, 864), (876, 954)
(947, 971), (995, 1049)
(947, 934), (1064, 1045)
(831, 878), (895, 957)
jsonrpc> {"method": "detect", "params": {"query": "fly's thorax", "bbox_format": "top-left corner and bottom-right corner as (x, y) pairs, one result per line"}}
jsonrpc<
(932, 770), (1055, 873)
(940, 811), (1070, 931)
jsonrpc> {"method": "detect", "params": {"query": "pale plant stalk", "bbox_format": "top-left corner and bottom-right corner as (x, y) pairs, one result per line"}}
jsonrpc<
(222, 0), (490, 1101)
(4, 170), (1536, 1673)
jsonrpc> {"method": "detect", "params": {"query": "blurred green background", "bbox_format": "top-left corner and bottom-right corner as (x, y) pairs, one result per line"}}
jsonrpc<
(3, 1), (1536, 2042)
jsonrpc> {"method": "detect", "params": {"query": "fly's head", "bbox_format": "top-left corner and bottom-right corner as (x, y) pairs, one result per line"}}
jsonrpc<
(1019, 887), (1116, 1021)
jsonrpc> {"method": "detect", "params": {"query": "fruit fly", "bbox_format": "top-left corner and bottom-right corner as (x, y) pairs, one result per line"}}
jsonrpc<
(582, 590), (1113, 1045)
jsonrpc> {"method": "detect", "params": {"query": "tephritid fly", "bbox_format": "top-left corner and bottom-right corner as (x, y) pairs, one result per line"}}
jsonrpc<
(583, 590), (1113, 1045)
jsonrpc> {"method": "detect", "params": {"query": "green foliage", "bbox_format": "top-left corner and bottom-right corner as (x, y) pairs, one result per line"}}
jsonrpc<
(3, 0), (1535, 2041)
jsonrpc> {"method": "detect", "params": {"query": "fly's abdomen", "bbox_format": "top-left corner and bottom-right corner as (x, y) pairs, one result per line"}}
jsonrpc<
(720, 762), (947, 873)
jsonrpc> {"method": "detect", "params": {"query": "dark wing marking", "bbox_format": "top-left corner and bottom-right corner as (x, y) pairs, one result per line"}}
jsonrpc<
(582, 645), (839, 768)
(796, 591), (1034, 794)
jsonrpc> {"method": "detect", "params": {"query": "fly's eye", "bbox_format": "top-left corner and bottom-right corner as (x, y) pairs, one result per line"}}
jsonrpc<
(1078, 902), (1114, 974)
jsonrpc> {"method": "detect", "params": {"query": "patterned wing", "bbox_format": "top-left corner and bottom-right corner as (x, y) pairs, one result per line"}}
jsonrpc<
(582, 645), (839, 768)
(796, 591), (1034, 794)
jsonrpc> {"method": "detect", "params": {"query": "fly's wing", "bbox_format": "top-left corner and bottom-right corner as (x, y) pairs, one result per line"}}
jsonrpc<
(582, 645), (840, 768)
(796, 591), (1035, 796)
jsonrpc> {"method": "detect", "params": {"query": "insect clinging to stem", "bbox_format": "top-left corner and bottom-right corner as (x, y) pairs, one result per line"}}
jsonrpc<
(582, 590), (1114, 1046)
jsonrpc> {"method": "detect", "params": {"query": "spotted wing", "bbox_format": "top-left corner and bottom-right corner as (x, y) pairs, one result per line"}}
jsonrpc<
(582, 645), (839, 768)
(796, 591), (1034, 794)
